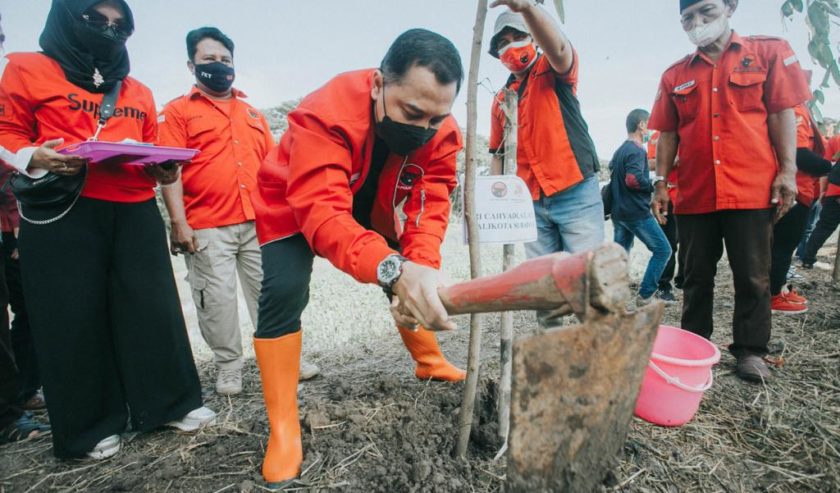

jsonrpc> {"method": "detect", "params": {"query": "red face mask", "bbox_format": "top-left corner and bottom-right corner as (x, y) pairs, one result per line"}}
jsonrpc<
(499, 40), (537, 73)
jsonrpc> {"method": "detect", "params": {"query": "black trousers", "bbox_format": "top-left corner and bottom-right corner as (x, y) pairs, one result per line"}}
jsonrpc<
(769, 203), (811, 295)
(800, 197), (840, 265)
(255, 235), (315, 339)
(0, 246), (19, 431)
(255, 234), (398, 339)
(18, 198), (202, 458)
(677, 209), (773, 357)
(658, 201), (684, 290)
(2, 232), (40, 403)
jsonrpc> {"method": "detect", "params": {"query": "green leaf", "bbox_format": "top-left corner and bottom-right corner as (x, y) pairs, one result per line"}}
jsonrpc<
(814, 88), (826, 104)
(782, 0), (794, 16)
(808, 100), (823, 122)
(808, 2), (831, 36)
(553, 0), (565, 23)
(831, 60), (840, 86)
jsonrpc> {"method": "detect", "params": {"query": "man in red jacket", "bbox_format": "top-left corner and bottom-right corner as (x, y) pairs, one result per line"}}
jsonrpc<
(251, 29), (464, 486)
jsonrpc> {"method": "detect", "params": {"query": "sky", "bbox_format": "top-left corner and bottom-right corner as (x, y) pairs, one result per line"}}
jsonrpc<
(2, 0), (838, 158)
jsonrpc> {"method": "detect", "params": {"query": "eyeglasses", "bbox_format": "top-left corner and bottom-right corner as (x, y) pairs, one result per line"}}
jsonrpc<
(80, 11), (133, 38)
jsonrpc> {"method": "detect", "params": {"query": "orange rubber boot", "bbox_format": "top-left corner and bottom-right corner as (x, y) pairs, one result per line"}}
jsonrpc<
(254, 332), (303, 487)
(398, 326), (466, 382)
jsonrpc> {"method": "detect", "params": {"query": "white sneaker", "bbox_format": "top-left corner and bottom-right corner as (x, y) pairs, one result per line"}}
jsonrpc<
(87, 434), (121, 460)
(166, 406), (217, 432)
(300, 358), (321, 381)
(215, 368), (243, 395)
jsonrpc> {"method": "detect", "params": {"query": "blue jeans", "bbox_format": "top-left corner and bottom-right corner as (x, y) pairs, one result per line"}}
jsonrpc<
(795, 200), (821, 261)
(614, 216), (673, 298)
(525, 175), (605, 259)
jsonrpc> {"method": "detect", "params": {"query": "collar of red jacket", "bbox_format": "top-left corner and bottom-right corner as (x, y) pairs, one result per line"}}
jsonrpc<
(188, 85), (247, 100)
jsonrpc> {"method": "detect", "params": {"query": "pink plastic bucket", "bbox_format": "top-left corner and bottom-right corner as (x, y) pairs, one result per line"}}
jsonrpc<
(634, 325), (721, 427)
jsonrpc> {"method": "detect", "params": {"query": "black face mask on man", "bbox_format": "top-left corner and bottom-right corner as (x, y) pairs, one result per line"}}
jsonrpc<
(375, 83), (438, 156)
(194, 61), (235, 93)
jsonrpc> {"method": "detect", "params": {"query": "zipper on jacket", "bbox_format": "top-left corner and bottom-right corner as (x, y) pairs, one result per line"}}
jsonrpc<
(416, 188), (426, 227)
(392, 156), (409, 213)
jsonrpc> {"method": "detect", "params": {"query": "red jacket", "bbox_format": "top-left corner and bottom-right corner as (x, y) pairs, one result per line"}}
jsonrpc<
(794, 104), (825, 208)
(0, 53), (158, 203)
(253, 69), (463, 285)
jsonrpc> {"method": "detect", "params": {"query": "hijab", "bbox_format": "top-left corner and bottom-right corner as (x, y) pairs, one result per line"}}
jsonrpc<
(39, 0), (134, 93)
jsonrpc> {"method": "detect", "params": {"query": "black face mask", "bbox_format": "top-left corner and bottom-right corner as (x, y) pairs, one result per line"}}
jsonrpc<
(194, 61), (235, 93)
(375, 84), (438, 156)
(76, 24), (128, 60)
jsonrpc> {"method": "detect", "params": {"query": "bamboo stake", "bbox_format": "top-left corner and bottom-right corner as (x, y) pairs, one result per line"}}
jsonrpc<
(455, 0), (489, 459)
(497, 88), (518, 441)
(833, 228), (840, 283)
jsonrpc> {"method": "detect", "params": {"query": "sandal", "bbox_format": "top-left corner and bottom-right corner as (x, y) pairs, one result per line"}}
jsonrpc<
(21, 390), (47, 411)
(0, 412), (51, 444)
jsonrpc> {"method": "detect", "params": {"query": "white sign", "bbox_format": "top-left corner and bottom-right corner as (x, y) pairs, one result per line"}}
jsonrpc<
(463, 175), (538, 244)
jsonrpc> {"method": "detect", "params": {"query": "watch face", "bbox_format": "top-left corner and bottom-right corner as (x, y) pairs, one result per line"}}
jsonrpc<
(379, 258), (398, 284)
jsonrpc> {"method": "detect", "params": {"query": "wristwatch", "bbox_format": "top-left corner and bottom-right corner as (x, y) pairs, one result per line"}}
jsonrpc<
(653, 175), (667, 186)
(377, 254), (407, 292)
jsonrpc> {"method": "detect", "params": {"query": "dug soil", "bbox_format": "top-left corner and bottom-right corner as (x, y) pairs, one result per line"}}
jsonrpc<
(1, 256), (839, 492)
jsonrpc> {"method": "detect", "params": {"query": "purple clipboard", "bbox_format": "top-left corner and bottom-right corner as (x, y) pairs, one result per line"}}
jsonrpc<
(58, 141), (199, 166)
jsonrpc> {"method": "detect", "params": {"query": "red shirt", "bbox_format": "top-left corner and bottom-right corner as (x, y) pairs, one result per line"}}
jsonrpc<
(794, 104), (825, 207)
(826, 135), (840, 161)
(489, 52), (599, 200)
(649, 32), (811, 214)
(158, 87), (275, 230)
(0, 169), (19, 232)
(646, 130), (679, 203)
(254, 69), (462, 284)
(0, 53), (158, 203)
(827, 136), (840, 198)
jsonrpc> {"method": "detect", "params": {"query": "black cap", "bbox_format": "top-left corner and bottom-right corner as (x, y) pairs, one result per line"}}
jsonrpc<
(680, 0), (703, 12)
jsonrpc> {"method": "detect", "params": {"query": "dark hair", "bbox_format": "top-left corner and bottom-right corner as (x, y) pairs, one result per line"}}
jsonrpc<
(626, 108), (650, 133)
(380, 29), (464, 93)
(186, 27), (234, 62)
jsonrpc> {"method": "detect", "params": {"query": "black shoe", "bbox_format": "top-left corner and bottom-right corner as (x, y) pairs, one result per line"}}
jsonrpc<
(654, 288), (677, 305)
(800, 261), (814, 269)
(735, 354), (772, 383)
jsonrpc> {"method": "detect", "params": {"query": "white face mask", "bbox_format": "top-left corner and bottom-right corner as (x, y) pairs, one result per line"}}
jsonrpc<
(686, 14), (728, 48)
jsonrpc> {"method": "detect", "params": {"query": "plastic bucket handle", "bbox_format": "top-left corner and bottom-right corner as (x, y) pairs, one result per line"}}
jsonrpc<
(648, 360), (713, 393)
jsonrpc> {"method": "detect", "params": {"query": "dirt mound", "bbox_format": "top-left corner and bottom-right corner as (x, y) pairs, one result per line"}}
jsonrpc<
(1, 258), (838, 492)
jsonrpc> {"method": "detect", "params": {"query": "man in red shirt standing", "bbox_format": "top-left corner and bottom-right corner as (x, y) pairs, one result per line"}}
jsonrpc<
(160, 28), (319, 396)
(650, 0), (811, 382)
(767, 100), (832, 313)
(800, 156), (840, 268)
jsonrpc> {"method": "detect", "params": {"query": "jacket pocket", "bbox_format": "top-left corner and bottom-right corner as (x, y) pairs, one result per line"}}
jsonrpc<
(728, 72), (766, 113)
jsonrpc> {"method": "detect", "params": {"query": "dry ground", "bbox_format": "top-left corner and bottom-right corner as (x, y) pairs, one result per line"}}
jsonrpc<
(1, 225), (838, 492)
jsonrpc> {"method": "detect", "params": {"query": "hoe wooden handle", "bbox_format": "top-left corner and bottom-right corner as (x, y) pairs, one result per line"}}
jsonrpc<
(438, 243), (629, 317)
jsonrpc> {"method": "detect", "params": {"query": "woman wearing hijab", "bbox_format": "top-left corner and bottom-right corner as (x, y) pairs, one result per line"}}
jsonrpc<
(0, 0), (215, 459)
